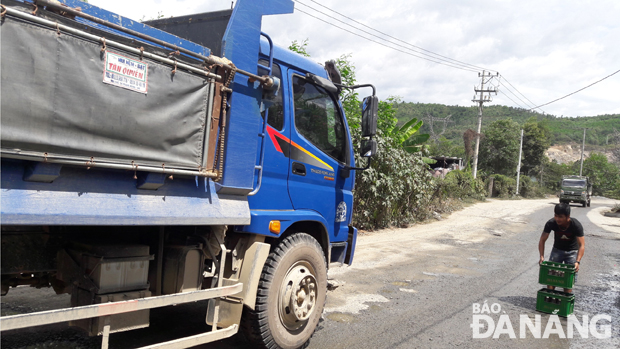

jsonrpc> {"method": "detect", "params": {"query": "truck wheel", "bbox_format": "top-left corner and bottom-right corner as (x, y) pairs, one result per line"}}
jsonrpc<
(587, 200), (591, 207)
(582, 201), (586, 207)
(242, 233), (327, 349)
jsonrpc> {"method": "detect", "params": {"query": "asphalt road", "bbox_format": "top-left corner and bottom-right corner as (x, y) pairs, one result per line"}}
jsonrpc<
(1, 197), (619, 348)
(310, 197), (619, 349)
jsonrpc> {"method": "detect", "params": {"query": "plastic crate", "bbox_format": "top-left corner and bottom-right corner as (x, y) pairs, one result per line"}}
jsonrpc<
(538, 261), (576, 288)
(536, 288), (574, 317)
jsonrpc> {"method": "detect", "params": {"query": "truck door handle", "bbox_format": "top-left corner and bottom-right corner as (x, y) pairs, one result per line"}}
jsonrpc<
(292, 162), (306, 176)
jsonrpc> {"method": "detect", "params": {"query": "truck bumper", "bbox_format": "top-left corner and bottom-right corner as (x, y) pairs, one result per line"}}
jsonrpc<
(560, 195), (586, 203)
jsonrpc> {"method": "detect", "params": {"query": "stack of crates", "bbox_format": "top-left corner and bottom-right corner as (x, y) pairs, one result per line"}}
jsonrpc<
(536, 261), (576, 317)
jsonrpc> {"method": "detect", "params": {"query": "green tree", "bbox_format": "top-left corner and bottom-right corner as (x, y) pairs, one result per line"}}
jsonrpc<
(577, 153), (620, 197)
(522, 117), (551, 176)
(288, 39), (311, 57)
(479, 119), (520, 176)
(428, 136), (466, 159)
(541, 158), (572, 192)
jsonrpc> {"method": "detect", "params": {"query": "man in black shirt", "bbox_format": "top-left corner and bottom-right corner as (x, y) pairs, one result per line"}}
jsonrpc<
(538, 203), (585, 293)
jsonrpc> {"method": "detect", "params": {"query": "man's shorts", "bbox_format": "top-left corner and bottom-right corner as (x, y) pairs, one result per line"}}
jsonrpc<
(549, 247), (578, 284)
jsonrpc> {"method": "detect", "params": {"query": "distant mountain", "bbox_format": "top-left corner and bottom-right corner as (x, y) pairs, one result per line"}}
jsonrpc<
(394, 102), (620, 147)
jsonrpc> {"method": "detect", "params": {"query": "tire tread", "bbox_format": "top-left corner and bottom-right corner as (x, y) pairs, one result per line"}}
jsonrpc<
(241, 233), (325, 349)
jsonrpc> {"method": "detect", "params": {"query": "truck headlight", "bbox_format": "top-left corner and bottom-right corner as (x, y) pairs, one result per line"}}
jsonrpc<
(560, 190), (564, 194)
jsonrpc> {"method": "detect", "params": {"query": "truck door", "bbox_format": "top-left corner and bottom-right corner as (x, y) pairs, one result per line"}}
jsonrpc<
(286, 70), (354, 241)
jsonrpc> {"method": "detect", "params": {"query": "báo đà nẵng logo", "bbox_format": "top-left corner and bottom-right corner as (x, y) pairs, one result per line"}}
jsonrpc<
(470, 301), (611, 339)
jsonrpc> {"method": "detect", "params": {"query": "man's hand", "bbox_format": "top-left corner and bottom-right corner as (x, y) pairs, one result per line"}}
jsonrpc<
(574, 262), (580, 272)
(539, 256), (544, 265)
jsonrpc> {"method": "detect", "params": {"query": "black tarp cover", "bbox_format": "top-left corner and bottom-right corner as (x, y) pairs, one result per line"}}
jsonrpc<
(1, 16), (213, 170)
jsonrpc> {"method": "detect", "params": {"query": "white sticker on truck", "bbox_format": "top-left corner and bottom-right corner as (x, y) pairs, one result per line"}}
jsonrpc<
(103, 52), (148, 94)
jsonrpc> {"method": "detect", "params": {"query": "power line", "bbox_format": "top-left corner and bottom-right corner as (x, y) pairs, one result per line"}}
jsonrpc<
(498, 81), (535, 109)
(300, 0), (495, 73)
(294, 5), (478, 72)
(294, 8), (479, 73)
(500, 76), (540, 110)
(487, 78), (544, 112)
(528, 69), (620, 110)
(295, 0), (581, 114)
(498, 90), (527, 110)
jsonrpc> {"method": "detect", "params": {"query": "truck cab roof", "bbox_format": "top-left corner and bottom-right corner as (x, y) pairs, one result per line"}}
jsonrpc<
(259, 37), (329, 79)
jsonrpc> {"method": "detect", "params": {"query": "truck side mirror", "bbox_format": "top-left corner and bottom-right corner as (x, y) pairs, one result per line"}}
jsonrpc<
(361, 139), (377, 157)
(361, 95), (378, 137)
(338, 84), (378, 173)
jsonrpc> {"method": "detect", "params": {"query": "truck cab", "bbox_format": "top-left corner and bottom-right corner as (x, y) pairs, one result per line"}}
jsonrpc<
(559, 175), (592, 207)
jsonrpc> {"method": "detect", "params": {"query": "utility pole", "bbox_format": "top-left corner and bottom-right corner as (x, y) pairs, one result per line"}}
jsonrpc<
(579, 128), (586, 176)
(515, 129), (523, 195)
(425, 113), (453, 143)
(471, 71), (498, 179)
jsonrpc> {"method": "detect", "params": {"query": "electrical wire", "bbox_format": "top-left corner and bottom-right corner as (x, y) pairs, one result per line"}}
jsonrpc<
(477, 74), (530, 110)
(294, 7), (479, 73)
(295, 0), (592, 114)
(497, 90), (527, 110)
(498, 81), (536, 110)
(500, 76), (540, 110)
(300, 0), (496, 73)
(528, 69), (620, 110)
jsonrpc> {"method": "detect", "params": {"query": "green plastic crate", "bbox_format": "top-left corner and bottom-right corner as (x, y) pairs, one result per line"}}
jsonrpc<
(536, 288), (574, 317)
(539, 261), (576, 288)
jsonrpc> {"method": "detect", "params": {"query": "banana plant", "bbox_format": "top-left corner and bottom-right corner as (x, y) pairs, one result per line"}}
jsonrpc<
(391, 117), (430, 153)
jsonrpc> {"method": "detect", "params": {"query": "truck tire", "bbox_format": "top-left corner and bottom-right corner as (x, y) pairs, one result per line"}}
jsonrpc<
(587, 200), (591, 207)
(582, 201), (587, 207)
(242, 233), (327, 349)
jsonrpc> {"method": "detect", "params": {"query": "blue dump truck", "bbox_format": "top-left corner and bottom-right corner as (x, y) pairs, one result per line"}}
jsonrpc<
(0, 0), (378, 347)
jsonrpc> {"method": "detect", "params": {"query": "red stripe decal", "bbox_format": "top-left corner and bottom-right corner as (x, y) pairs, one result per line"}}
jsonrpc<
(266, 125), (287, 153)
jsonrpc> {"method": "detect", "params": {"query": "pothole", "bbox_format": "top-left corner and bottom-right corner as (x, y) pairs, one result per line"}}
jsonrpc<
(323, 293), (389, 314)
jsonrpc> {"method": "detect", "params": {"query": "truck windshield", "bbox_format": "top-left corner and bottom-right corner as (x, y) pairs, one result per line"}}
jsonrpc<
(562, 179), (586, 187)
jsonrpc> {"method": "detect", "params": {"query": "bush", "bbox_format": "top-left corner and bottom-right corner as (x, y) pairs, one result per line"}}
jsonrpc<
(352, 135), (434, 230)
(438, 170), (486, 201)
(486, 174), (546, 198)
(518, 176), (546, 198)
(489, 175), (517, 198)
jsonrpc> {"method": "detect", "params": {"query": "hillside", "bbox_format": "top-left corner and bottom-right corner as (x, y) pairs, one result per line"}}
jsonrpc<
(394, 102), (620, 150)
(545, 144), (618, 165)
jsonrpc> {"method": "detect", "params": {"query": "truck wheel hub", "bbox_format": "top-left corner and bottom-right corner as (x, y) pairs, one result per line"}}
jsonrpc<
(279, 262), (317, 329)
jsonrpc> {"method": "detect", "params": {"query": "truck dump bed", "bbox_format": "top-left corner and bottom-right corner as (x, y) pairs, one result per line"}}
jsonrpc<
(0, 0), (253, 225)
(1, 0), (220, 175)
